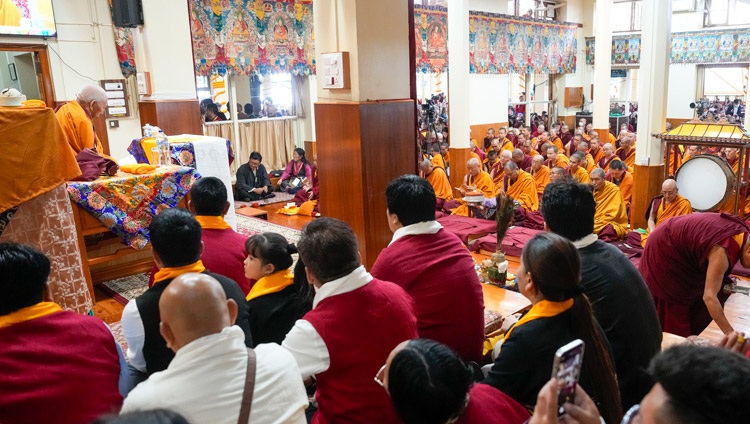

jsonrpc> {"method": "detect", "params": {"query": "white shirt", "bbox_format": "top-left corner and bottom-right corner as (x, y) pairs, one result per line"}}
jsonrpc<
(389, 221), (443, 246)
(282, 266), (372, 378)
(121, 299), (146, 372)
(572, 233), (598, 249)
(122, 326), (307, 424)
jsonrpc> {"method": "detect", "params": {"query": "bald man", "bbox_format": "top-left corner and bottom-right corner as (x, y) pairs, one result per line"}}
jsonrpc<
(530, 155), (550, 197)
(598, 143), (617, 172)
(607, 159), (633, 208)
(549, 166), (567, 182)
(490, 150), (513, 193)
(55, 84), (110, 155)
(122, 273), (308, 423)
(568, 153), (590, 184)
(637, 179), (692, 247)
(590, 168), (629, 241)
(420, 159), (452, 210)
(512, 148), (533, 172)
(449, 158), (494, 216)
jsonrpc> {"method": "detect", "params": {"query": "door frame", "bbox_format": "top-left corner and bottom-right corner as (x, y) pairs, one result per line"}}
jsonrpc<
(0, 43), (55, 106)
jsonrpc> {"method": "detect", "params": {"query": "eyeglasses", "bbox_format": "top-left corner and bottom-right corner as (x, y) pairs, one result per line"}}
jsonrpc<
(621, 404), (641, 424)
(374, 364), (386, 389)
(661, 190), (677, 196)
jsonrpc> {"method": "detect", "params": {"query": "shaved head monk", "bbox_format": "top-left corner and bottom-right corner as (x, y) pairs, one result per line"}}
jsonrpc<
(589, 138), (603, 164)
(55, 84), (109, 155)
(545, 145), (569, 169)
(512, 148), (532, 172)
(576, 141), (596, 172)
(447, 158), (494, 216)
(549, 166), (567, 182)
(502, 161), (540, 227)
(430, 144), (447, 169)
(616, 135), (636, 172)
(590, 168), (629, 241)
(420, 159), (452, 210)
(598, 143), (616, 171)
(568, 153), (590, 184)
(607, 159), (633, 208)
(638, 179), (692, 247)
(640, 213), (750, 337)
(121, 273), (308, 422)
(530, 155), (550, 197)
(490, 150), (513, 193)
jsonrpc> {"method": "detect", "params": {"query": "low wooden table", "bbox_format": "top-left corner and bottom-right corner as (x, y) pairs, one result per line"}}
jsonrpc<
(236, 206), (269, 220)
(699, 278), (750, 344)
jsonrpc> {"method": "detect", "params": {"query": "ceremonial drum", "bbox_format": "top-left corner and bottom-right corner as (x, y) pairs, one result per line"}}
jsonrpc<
(675, 154), (735, 212)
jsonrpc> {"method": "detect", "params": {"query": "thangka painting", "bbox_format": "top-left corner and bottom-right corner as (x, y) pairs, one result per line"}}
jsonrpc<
(189, 0), (315, 76)
(414, 5), (449, 74)
(586, 29), (750, 66)
(107, 0), (136, 78)
(469, 12), (577, 75)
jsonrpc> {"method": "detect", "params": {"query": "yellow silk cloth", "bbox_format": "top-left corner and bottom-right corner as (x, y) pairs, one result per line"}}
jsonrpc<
(55, 101), (104, 154)
(426, 166), (453, 201)
(0, 107), (81, 212)
(277, 206), (300, 215)
(593, 181), (629, 238)
(153, 260), (206, 284)
(246, 270), (294, 302)
(591, 147), (604, 164)
(119, 164), (158, 175)
(584, 153), (596, 172)
(0, 302), (62, 329)
(500, 140), (514, 152)
(195, 215), (231, 230)
(504, 299), (574, 341)
(0, 0), (21, 26)
(451, 171), (495, 216)
(571, 166), (590, 184)
(551, 137), (565, 152)
(617, 145), (636, 172)
(617, 172), (634, 207)
(431, 153), (447, 169)
(506, 170), (539, 211)
(547, 155), (569, 169)
(298, 200), (317, 216)
(641, 195), (692, 247)
(532, 165), (550, 195)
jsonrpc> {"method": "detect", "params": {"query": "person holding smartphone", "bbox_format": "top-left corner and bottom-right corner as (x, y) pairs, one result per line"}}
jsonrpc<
(484, 233), (622, 424)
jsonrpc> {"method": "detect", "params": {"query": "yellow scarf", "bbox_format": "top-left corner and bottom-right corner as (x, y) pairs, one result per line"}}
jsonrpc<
(0, 302), (63, 328)
(153, 260), (206, 284)
(503, 299), (574, 340)
(195, 215), (232, 230)
(246, 270), (294, 302)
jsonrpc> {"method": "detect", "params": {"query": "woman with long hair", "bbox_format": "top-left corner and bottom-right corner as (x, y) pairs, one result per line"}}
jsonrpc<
(484, 232), (622, 424)
(278, 148), (312, 194)
(243, 232), (313, 345)
(381, 339), (530, 424)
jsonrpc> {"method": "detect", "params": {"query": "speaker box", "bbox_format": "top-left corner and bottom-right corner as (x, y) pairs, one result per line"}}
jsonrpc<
(112, 0), (144, 28)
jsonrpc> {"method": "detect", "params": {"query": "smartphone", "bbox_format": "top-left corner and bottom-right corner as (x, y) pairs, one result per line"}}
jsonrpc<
(551, 339), (585, 415)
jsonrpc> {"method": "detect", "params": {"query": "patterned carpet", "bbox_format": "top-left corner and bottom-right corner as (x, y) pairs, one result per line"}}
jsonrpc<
(235, 214), (302, 244)
(234, 191), (295, 208)
(108, 321), (128, 357)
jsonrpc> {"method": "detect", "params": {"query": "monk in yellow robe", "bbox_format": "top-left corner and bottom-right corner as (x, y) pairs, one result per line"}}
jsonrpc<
(589, 138), (604, 164)
(615, 135), (636, 173)
(520, 138), (539, 158)
(576, 141), (596, 172)
(430, 145), (447, 169)
(545, 145), (569, 169)
(568, 153), (591, 184)
(607, 159), (633, 208)
(483, 150), (499, 174)
(450, 158), (494, 217)
(530, 155), (550, 197)
(440, 143), (451, 169)
(502, 162), (538, 212)
(598, 143), (617, 171)
(0, 0), (21, 26)
(490, 150), (512, 194)
(590, 168), (629, 240)
(640, 178), (692, 247)
(55, 84), (109, 155)
(548, 129), (565, 152)
(420, 159), (453, 209)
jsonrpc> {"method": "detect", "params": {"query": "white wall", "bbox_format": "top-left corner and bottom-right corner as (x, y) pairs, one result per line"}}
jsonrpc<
(668, 65), (698, 119)
(468, 0), (509, 124)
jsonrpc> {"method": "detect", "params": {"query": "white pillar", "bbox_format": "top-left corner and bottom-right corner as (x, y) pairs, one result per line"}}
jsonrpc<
(592, 0), (612, 132)
(635, 0), (672, 164)
(448, 0), (470, 149)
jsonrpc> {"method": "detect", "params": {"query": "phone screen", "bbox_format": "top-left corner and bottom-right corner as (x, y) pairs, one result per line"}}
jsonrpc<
(552, 339), (585, 414)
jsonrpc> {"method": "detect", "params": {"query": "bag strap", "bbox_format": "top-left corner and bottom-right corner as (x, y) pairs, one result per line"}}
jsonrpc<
(238, 348), (257, 424)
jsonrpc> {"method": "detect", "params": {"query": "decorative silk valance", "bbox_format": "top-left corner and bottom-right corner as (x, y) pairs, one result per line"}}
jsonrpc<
(415, 5), (449, 74)
(469, 13), (578, 75)
(189, 0), (315, 76)
(586, 28), (750, 66)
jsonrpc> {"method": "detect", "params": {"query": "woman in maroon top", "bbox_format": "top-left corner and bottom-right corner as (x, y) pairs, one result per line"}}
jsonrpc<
(381, 339), (530, 424)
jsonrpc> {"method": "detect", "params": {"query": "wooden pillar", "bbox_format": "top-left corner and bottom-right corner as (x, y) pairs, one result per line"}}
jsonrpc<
(631, 164), (664, 229)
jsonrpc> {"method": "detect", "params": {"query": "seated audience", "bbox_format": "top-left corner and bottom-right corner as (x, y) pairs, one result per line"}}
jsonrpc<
(568, 153), (590, 184)
(590, 168), (629, 241)
(0, 243), (123, 423)
(236, 103), (249, 119)
(606, 159), (633, 209)
(448, 158), (494, 216)
(431, 144), (448, 169)
(383, 339), (530, 424)
(576, 141), (596, 172)
(483, 127), (495, 150)
(56, 84), (109, 155)
(640, 213), (750, 337)
(244, 233), (313, 345)
(491, 150), (513, 191)
(484, 149), (500, 174)
(589, 138), (603, 164)
(530, 345), (750, 424)
(545, 145), (569, 169)
(205, 103), (227, 122)
(542, 181), (662, 409)
(531, 155), (550, 198)
(549, 166), (567, 182)
(419, 159), (453, 210)
(638, 178), (692, 247)
(484, 233), (622, 424)
(282, 218), (418, 423)
(503, 161), (542, 228)
(121, 273), (308, 423)
(244, 103), (259, 119)
(512, 148), (533, 171)
(235, 151), (274, 201)
(279, 148), (313, 194)
(616, 135), (636, 172)
(293, 154), (319, 209)
(122, 208), (252, 384)
(598, 143), (617, 171)
(372, 175), (484, 363)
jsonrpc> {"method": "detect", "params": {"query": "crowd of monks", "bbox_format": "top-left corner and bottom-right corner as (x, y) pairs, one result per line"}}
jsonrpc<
(420, 121), (713, 242)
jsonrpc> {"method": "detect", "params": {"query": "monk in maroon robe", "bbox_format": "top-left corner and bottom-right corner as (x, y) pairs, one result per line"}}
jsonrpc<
(640, 213), (750, 337)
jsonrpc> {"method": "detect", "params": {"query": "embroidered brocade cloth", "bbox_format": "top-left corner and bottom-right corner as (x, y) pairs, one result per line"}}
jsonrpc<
(67, 167), (199, 250)
(127, 136), (235, 168)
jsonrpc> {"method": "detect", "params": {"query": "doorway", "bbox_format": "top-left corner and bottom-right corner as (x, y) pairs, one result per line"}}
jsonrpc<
(0, 44), (54, 105)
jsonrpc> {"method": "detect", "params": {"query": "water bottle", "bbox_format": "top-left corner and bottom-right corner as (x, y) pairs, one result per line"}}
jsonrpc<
(155, 130), (170, 167)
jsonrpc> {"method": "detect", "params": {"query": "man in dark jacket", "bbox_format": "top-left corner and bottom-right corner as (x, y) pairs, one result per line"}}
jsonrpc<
(235, 151), (274, 201)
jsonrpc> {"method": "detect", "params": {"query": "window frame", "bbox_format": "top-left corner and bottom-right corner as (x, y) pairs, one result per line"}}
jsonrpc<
(704, 0), (750, 27)
(612, 0), (642, 33)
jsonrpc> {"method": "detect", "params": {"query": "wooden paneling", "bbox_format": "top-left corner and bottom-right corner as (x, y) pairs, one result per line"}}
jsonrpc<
(448, 148), (472, 195)
(560, 115), (577, 128)
(304, 140), (317, 159)
(315, 100), (416, 268)
(470, 123), (509, 143)
(593, 128), (610, 142)
(139, 99), (203, 136)
(632, 164), (665, 229)
(564, 87), (583, 107)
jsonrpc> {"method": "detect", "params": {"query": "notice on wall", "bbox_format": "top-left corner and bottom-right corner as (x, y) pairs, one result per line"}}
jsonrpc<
(99, 79), (130, 118)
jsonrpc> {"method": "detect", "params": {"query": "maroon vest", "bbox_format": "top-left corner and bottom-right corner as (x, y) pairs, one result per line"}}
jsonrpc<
(0, 311), (122, 423)
(305, 278), (418, 424)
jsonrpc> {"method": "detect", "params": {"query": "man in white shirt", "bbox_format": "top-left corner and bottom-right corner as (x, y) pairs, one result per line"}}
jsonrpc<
(122, 273), (307, 424)
(282, 218), (418, 423)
